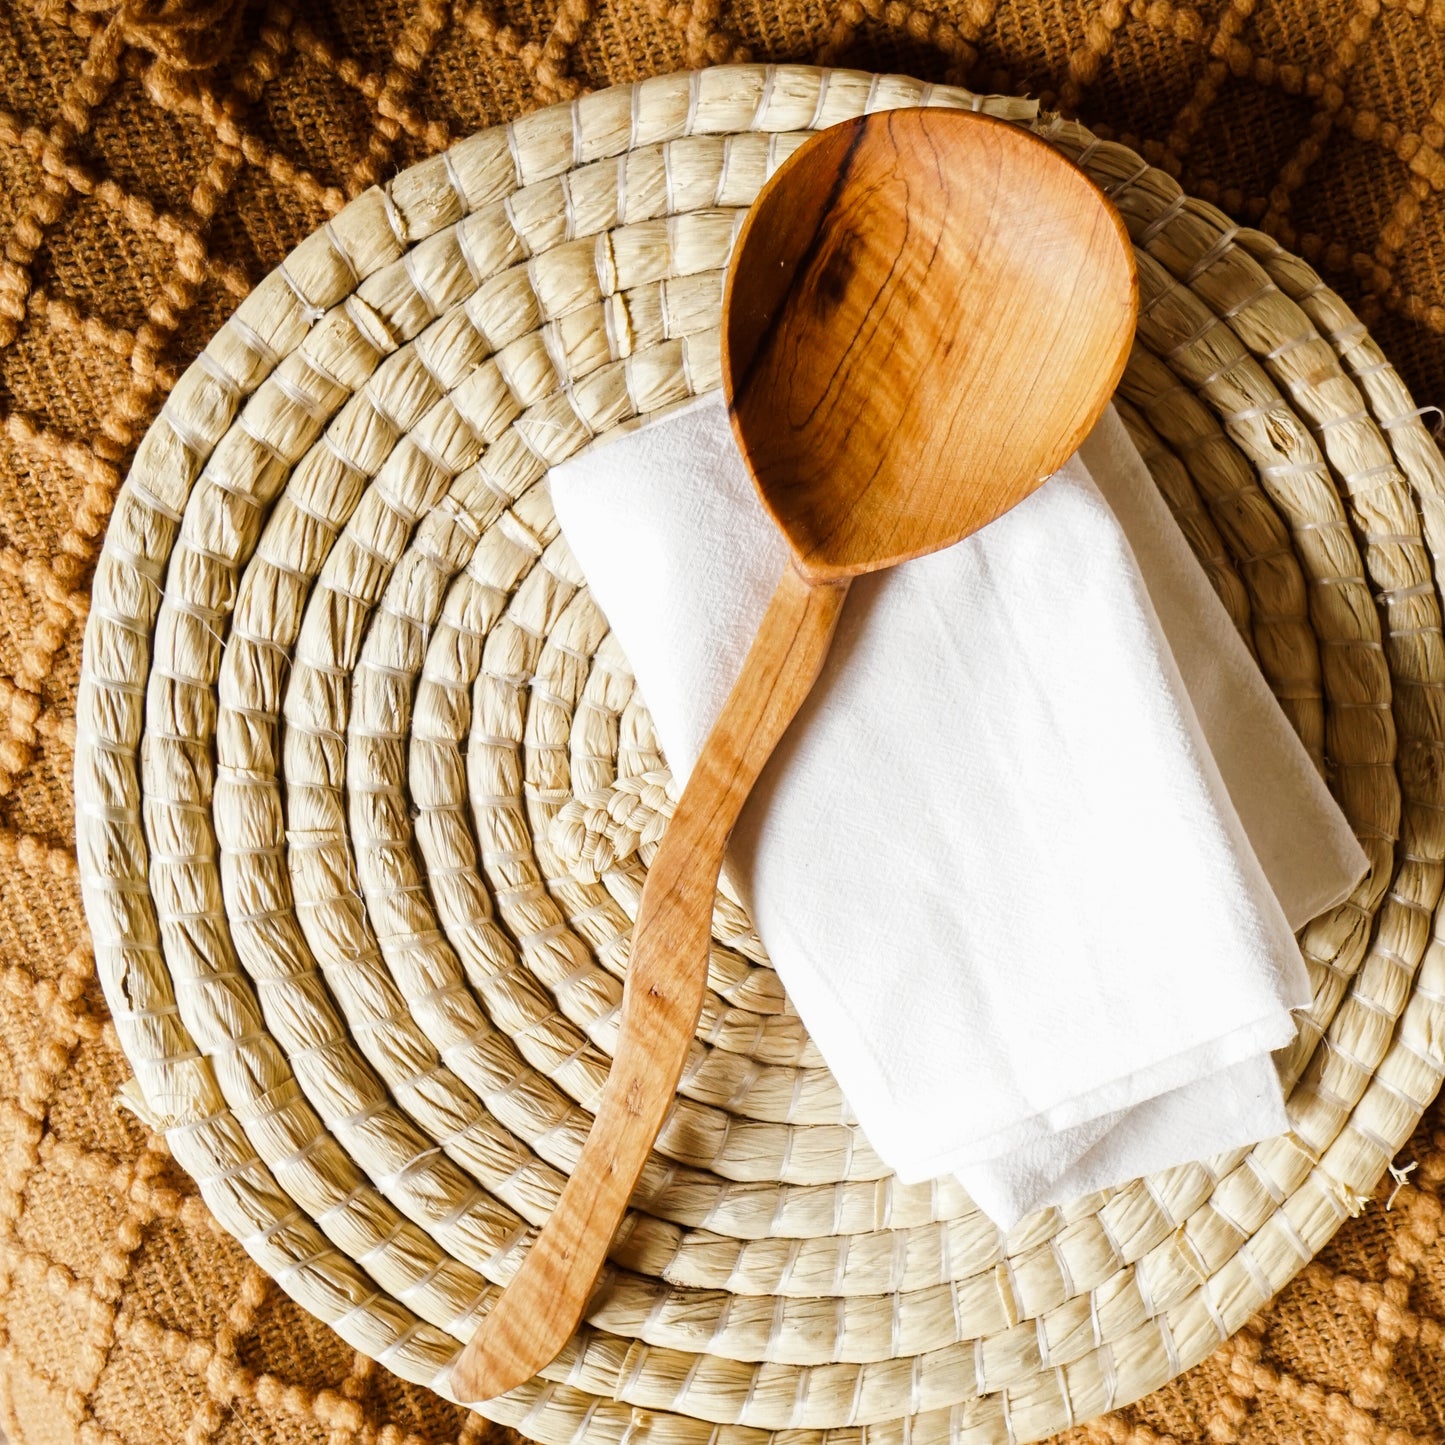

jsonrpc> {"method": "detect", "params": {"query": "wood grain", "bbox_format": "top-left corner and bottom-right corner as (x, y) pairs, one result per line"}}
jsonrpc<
(450, 564), (850, 1403)
(724, 109), (1138, 581)
(453, 105), (1137, 1403)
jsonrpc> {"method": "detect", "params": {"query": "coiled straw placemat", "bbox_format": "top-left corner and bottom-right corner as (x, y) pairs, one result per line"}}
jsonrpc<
(72, 62), (1445, 1445)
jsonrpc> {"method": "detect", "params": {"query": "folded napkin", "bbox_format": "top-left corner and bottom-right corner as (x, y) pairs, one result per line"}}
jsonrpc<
(548, 392), (1368, 1227)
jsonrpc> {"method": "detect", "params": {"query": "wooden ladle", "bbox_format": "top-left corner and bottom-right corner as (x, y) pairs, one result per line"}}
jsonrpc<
(451, 106), (1137, 1403)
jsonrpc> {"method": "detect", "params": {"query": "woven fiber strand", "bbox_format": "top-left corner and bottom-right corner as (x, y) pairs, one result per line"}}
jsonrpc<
(5, 5), (1445, 1445)
(66, 47), (1445, 1445)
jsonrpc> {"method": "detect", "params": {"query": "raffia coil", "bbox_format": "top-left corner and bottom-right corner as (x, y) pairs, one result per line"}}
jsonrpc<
(72, 62), (1445, 1445)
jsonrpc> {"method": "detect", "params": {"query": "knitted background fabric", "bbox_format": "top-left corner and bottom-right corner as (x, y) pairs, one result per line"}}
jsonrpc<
(3, 1), (1445, 1443)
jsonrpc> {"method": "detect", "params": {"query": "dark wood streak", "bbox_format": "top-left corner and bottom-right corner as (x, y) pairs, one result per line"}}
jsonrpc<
(726, 116), (869, 423)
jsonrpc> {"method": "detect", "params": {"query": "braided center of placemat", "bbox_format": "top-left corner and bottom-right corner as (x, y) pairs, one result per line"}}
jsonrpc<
(74, 64), (1445, 1445)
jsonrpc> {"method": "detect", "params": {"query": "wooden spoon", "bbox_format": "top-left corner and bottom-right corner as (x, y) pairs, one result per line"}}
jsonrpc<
(450, 106), (1137, 1403)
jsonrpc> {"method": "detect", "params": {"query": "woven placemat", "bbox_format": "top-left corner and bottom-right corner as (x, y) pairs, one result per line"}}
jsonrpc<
(72, 61), (1445, 1445)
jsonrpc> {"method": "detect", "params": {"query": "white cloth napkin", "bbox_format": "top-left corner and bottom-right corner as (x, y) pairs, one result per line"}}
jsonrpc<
(548, 392), (1368, 1228)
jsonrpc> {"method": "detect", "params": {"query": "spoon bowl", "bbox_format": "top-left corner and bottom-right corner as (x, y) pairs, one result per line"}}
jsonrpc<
(450, 105), (1137, 1407)
(724, 108), (1137, 579)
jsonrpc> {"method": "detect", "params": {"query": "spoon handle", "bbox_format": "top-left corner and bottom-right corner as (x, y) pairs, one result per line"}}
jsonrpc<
(450, 562), (850, 1403)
